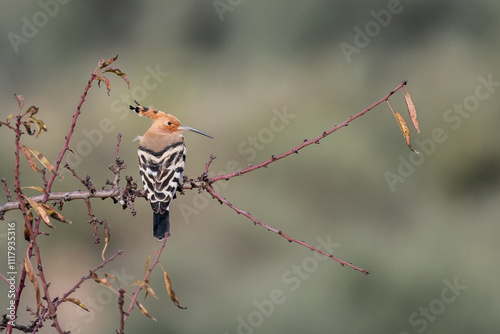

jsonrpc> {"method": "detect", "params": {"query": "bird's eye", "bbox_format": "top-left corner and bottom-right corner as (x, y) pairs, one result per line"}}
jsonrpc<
(167, 122), (172, 125)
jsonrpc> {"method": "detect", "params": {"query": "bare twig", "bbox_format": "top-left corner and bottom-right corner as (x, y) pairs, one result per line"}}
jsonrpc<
(205, 185), (369, 274)
(209, 81), (407, 183)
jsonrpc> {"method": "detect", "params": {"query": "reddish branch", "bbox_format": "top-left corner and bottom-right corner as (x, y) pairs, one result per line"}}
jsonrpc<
(205, 185), (369, 274)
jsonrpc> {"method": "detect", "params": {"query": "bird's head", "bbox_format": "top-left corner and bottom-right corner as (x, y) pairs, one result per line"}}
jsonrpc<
(131, 100), (212, 138)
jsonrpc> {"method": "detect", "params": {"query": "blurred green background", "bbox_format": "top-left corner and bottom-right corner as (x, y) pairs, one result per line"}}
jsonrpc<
(1, 1), (500, 333)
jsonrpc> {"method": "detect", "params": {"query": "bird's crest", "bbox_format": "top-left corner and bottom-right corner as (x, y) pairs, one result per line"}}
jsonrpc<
(130, 100), (171, 121)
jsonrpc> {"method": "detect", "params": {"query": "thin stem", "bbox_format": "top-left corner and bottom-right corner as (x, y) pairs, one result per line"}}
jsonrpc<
(205, 185), (369, 274)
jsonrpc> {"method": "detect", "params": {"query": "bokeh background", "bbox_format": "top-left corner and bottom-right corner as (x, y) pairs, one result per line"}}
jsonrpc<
(1, 1), (500, 333)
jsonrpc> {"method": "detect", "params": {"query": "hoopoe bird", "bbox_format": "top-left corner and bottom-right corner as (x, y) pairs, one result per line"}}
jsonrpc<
(130, 101), (212, 240)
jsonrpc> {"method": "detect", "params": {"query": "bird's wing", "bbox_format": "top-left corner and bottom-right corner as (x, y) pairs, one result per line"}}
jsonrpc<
(138, 142), (186, 214)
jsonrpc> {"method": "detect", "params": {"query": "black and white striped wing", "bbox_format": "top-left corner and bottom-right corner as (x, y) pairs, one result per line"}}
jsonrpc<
(138, 142), (186, 215)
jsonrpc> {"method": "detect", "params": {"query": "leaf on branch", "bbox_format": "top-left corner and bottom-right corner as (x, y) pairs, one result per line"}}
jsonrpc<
(22, 121), (36, 135)
(14, 93), (25, 111)
(26, 106), (39, 116)
(24, 252), (41, 314)
(24, 210), (34, 241)
(104, 67), (130, 88)
(24, 196), (53, 228)
(6, 113), (15, 123)
(102, 220), (110, 261)
(135, 300), (156, 321)
(98, 55), (119, 70)
(29, 116), (47, 137)
(387, 101), (418, 153)
(42, 203), (72, 224)
(29, 148), (61, 178)
(131, 280), (158, 300)
(96, 75), (112, 95)
(403, 87), (419, 133)
(160, 265), (187, 310)
(92, 272), (115, 291)
(63, 298), (89, 312)
(21, 186), (47, 195)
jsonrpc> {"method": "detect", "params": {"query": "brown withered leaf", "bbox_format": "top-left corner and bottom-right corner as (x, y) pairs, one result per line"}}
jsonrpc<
(19, 144), (40, 173)
(24, 251), (41, 314)
(104, 67), (130, 88)
(25, 196), (53, 228)
(92, 272), (111, 288)
(22, 186), (47, 195)
(30, 116), (47, 137)
(96, 75), (112, 95)
(29, 148), (60, 178)
(161, 266), (187, 309)
(403, 87), (419, 133)
(23, 121), (36, 135)
(102, 220), (110, 261)
(63, 298), (89, 312)
(388, 102), (418, 154)
(131, 280), (158, 300)
(14, 94), (25, 111)
(41, 203), (72, 224)
(26, 106), (39, 116)
(98, 55), (119, 70)
(135, 300), (156, 321)
(24, 210), (34, 241)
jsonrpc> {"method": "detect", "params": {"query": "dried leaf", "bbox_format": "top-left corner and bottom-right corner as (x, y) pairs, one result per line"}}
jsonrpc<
(25, 196), (52, 228)
(24, 252), (41, 314)
(92, 272), (113, 290)
(41, 204), (71, 224)
(98, 55), (118, 69)
(26, 106), (39, 116)
(404, 88), (419, 133)
(21, 186), (47, 195)
(29, 148), (60, 177)
(135, 300), (156, 321)
(97, 75), (112, 95)
(14, 94), (25, 111)
(20, 144), (40, 173)
(394, 113), (418, 153)
(63, 298), (89, 312)
(104, 67), (130, 88)
(131, 280), (158, 300)
(6, 114), (15, 123)
(162, 268), (187, 309)
(102, 220), (110, 261)
(23, 121), (36, 135)
(24, 210), (34, 241)
(30, 116), (47, 137)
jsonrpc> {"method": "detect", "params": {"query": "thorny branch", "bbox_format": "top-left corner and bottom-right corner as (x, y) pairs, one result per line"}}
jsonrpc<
(0, 54), (415, 334)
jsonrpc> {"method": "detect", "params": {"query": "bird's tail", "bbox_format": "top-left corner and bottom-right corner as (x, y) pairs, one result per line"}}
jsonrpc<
(153, 211), (170, 241)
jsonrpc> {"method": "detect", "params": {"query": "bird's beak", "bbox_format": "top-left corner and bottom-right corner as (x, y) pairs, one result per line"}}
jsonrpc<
(179, 125), (213, 139)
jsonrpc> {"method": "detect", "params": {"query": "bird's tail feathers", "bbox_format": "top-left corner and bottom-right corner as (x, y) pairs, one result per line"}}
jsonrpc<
(153, 211), (170, 241)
